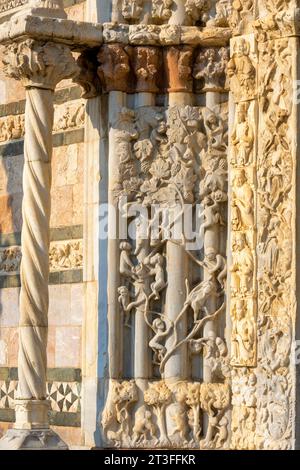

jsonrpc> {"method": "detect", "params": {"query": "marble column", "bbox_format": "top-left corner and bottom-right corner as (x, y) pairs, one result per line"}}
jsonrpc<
(163, 44), (194, 382)
(0, 28), (78, 450)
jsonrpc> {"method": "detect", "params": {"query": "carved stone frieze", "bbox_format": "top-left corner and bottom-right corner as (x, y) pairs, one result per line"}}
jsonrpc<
(0, 100), (85, 143)
(102, 379), (230, 449)
(0, 240), (83, 275)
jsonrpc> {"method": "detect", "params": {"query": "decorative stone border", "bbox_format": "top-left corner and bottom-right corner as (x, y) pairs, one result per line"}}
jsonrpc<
(0, 367), (81, 427)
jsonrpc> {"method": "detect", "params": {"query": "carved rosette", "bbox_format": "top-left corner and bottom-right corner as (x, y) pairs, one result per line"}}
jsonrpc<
(2, 39), (78, 400)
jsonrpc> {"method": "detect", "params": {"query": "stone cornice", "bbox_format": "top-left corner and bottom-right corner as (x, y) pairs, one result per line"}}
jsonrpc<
(0, 14), (231, 49)
(0, 13), (103, 49)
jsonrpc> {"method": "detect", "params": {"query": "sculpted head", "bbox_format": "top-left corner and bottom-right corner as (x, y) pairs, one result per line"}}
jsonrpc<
(205, 247), (217, 262)
(235, 169), (247, 187)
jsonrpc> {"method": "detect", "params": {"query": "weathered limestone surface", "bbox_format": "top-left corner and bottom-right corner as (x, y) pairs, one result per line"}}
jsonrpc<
(0, 0), (299, 450)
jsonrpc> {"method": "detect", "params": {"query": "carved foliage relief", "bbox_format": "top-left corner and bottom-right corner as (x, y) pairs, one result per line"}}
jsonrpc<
(255, 36), (295, 450)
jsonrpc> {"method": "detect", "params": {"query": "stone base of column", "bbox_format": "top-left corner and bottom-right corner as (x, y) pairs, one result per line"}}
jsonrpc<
(0, 428), (68, 450)
(0, 399), (68, 450)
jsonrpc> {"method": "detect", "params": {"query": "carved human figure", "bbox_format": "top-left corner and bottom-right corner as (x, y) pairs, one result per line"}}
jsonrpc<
(198, 196), (225, 240)
(120, 241), (135, 278)
(231, 103), (254, 166)
(148, 253), (167, 300)
(148, 316), (172, 365)
(227, 38), (256, 101)
(231, 299), (255, 365)
(230, 233), (253, 295)
(189, 246), (227, 289)
(132, 406), (157, 445)
(231, 169), (254, 231)
(184, 277), (218, 322)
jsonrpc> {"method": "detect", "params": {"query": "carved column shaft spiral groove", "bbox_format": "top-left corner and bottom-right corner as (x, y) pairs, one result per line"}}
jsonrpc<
(2, 39), (78, 402)
(18, 88), (53, 399)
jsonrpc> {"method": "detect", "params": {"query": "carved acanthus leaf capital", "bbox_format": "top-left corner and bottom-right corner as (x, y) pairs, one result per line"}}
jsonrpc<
(2, 39), (79, 90)
(97, 44), (133, 93)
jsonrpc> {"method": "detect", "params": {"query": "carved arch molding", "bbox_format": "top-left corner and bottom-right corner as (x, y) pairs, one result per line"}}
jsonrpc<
(0, 0), (299, 451)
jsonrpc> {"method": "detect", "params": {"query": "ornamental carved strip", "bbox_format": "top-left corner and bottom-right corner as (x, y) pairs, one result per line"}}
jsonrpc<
(0, 0), (27, 14)
(0, 240), (83, 275)
(255, 36), (295, 451)
(0, 100), (85, 143)
(228, 32), (258, 449)
(112, 0), (233, 26)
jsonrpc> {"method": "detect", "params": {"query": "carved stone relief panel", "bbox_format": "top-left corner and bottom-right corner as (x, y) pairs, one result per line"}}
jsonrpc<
(255, 36), (295, 451)
(101, 97), (229, 449)
(0, 240), (83, 275)
(0, 100), (85, 143)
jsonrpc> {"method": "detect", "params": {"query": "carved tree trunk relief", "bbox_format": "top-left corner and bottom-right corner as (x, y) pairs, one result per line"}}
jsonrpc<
(0, 0), (300, 451)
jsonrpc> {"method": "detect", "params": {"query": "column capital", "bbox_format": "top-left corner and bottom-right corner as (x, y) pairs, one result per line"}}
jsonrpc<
(2, 38), (78, 90)
(97, 44), (133, 93)
(164, 45), (194, 93)
(133, 46), (162, 93)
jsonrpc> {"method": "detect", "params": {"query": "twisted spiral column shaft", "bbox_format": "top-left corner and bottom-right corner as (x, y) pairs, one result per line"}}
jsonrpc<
(17, 88), (53, 400)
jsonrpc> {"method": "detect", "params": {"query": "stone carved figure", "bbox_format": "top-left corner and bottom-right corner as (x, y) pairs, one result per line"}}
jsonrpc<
(193, 47), (229, 91)
(230, 233), (254, 295)
(231, 169), (254, 231)
(231, 299), (256, 366)
(102, 380), (138, 447)
(200, 383), (230, 449)
(228, 38), (256, 102)
(185, 0), (211, 24)
(231, 103), (254, 166)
